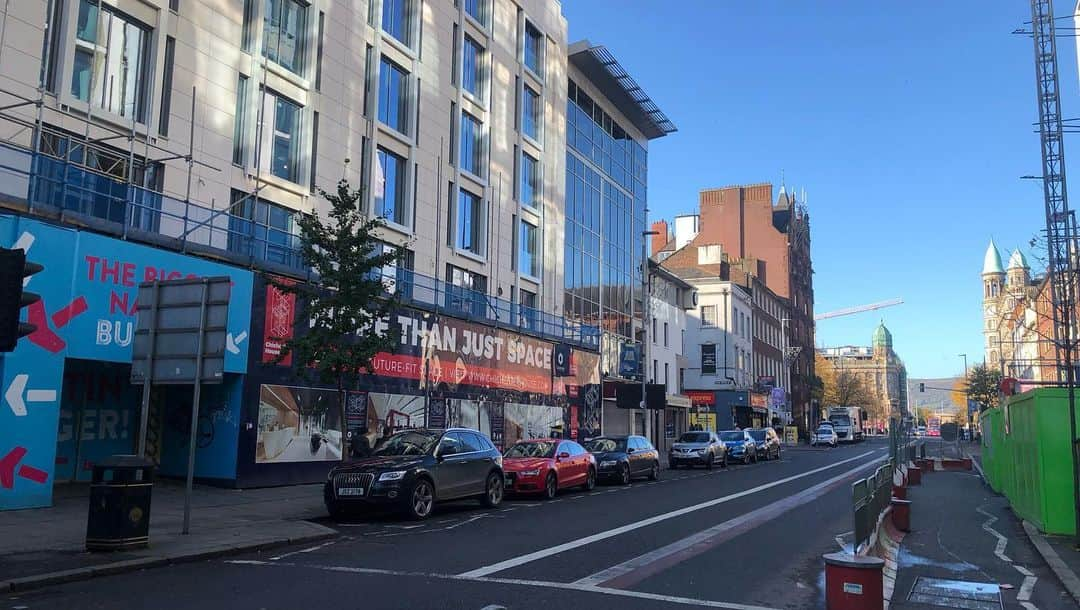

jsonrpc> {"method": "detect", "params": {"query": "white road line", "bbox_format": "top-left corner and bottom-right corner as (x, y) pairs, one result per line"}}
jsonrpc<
(223, 559), (779, 610)
(976, 505), (1011, 563)
(459, 450), (880, 578)
(268, 539), (338, 561)
(572, 457), (881, 587)
(977, 503), (1040, 607)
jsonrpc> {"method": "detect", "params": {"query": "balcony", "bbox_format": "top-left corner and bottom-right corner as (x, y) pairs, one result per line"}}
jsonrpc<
(0, 139), (599, 350)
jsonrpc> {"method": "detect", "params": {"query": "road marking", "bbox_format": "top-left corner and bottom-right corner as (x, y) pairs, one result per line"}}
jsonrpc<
(573, 456), (883, 588)
(976, 505), (1011, 563)
(223, 559), (779, 609)
(269, 539), (338, 561)
(459, 450), (879, 578)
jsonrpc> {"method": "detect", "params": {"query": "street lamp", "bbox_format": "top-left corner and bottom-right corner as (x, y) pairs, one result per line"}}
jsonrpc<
(960, 353), (969, 440)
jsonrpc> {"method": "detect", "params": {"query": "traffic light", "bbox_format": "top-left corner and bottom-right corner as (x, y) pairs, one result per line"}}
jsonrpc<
(919, 382), (925, 392)
(0, 247), (43, 352)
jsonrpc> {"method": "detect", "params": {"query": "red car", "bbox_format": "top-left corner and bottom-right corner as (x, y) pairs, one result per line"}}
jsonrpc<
(502, 438), (596, 499)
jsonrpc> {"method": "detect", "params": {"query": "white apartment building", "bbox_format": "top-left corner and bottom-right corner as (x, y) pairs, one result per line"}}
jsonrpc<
(646, 260), (694, 450)
(0, 0), (569, 323)
(681, 278), (752, 392)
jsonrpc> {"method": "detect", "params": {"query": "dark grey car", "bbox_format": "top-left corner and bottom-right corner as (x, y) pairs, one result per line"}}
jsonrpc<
(669, 431), (727, 469)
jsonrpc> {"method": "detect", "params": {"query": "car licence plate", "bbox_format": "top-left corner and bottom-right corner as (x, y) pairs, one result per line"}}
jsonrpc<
(338, 487), (365, 496)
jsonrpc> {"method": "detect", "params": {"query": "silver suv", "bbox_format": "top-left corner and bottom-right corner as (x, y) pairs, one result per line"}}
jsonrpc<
(669, 431), (728, 469)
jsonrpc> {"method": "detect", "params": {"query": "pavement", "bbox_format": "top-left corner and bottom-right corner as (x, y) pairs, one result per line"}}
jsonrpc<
(0, 479), (335, 593)
(4, 440), (888, 609)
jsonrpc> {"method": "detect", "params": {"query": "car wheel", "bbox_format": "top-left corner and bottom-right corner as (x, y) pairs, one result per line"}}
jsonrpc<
(543, 472), (558, 500)
(620, 463), (631, 485)
(706, 452), (714, 470)
(649, 461), (660, 481)
(583, 467), (596, 491)
(481, 471), (504, 508)
(722, 454), (728, 468)
(406, 478), (435, 520)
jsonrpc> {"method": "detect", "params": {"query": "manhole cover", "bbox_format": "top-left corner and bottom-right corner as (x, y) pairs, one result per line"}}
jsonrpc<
(907, 577), (1002, 610)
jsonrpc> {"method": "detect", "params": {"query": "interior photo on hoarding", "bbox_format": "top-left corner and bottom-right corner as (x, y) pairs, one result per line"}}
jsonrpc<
(256, 384), (343, 463)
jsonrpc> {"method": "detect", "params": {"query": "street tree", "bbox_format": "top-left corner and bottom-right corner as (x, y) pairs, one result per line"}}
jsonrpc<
(815, 353), (875, 412)
(966, 363), (1003, 412)
(269, 179), (406, 454)
(950, 378), (968, 410)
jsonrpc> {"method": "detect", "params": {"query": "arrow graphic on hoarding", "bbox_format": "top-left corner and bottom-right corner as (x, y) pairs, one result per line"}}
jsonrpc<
(0, 447), (48, 489)
(225, 331), (248, 355)
(5, 374), (57, 417)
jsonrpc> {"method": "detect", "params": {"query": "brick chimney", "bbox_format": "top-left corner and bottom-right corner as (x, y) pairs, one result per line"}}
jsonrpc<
(650, 220), (669, 256)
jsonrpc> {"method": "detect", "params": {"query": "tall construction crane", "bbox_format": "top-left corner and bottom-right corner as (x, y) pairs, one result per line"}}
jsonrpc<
(814, 298), (904, 322)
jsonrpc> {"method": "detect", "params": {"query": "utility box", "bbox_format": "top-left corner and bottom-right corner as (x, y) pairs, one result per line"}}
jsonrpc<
(86, 455), (154, 551)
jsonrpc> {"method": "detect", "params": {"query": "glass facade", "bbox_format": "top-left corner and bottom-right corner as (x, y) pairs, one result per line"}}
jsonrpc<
(564, 79), (648, 376)
(72, 0), (150, 121)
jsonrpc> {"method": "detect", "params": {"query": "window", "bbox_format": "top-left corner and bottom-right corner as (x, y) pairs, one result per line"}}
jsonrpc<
(664, 322), (669, 346)
(227, 190), (301, 267)
(263, 0), (307, 75)
(523, 21), (543, 75)
(266, 92), (302, 182)
(382, 0), (412, 46)
(378, 57), (410, 134)
(519, 288), (537, 329)
(520, 151), (539, 208)
(447, 264), (488, 317)
(159, 37), (176, 137)
(464, 0), (485, 25)
(232, 75), (250, 165)
(241, 0), (256, 51)
(460, 112), (483, 176)
(462, 35), (483, 97)
(519, 220), (538, 277)
(375, 148), (408, 226)
(314, 11), (325, 90)
(664, 362), (670, 391)
(169, 0), (179, 11)
(309, 111), (319, 192)
(44, 0), (65, 92)
(72, 0), (150, 121)
(522, 85), (540, 141)
(701, 305), (718, 327)
(653, 360), (658, 384)
(456, 189), (484, 254)
(652, 318), (657, 342)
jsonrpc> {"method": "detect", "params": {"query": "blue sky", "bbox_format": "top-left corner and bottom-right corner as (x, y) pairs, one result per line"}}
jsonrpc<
(561, 0), (1079, 378)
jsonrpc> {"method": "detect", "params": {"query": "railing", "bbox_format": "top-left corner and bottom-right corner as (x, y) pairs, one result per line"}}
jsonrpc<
(852, 461), (893, 554)
(0, 141), (601, 349)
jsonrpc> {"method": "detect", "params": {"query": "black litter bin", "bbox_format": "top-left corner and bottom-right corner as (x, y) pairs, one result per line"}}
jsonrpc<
(86, 455), (154, 551)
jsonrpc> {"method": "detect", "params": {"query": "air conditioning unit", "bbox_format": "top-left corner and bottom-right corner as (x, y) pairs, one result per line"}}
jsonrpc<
(681, 289), (699, 310)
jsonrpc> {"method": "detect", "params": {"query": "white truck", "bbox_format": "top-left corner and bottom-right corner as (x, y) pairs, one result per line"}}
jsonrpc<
(827, 406), (863, 443)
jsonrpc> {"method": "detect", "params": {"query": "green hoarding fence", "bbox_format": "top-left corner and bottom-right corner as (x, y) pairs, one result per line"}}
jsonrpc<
(980, 388), (1080, 535)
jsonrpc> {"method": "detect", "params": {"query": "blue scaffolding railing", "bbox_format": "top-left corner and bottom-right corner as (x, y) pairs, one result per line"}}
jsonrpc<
(0, 142), (599, 349)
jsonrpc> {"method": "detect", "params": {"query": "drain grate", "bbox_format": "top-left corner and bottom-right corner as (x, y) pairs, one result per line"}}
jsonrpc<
(906, 577), (1003, 610)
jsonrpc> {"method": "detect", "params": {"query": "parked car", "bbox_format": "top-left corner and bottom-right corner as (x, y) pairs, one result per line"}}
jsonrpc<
(719, 430), (757, 464)
(811, 425), (839, 447)
(502, 438), (596, 499)
(915, 426), (926, 437)
(669, 431), (727, 469)
(585, 435), (660, 484)
(324, 428), (504, 520)
(748, 428), (782, 461)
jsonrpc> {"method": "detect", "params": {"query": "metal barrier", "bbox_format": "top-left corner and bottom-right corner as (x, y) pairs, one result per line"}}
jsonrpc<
(852, 461), (893, 554)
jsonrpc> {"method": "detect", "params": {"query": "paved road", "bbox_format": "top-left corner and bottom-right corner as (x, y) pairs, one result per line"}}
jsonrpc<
(4, 440), (891, 610)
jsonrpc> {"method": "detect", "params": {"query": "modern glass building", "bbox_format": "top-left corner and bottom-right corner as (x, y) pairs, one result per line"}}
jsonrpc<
(564, 42), (675, 432)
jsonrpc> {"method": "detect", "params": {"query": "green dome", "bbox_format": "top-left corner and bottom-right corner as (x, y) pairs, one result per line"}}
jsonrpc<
(873, 320), (892, 349)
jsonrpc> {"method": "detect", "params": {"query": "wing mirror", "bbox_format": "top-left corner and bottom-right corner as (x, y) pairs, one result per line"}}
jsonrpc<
(558, 451), (570, 460)
(626, 447), (635, 454)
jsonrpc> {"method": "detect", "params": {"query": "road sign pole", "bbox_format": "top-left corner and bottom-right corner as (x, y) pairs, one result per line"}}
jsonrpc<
(136, 281), (159, 458)
(183, 279), (209, 536)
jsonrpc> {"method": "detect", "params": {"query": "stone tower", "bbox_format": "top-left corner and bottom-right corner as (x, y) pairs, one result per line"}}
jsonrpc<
(1006, 248), (1031, 292)
(983, 240), (1005, 365)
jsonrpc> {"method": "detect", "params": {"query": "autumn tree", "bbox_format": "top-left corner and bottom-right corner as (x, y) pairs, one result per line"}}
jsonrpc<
(815, 353), (875, 411)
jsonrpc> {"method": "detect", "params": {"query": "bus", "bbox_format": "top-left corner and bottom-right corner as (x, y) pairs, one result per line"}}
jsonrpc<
(927, 416), (941, 437)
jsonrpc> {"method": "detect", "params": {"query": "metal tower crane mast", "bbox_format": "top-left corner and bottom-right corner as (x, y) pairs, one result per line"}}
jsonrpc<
(1028, 0), (1080, 546)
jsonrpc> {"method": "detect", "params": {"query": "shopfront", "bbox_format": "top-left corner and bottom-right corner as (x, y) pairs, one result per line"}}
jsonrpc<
(0, 214), (253, 510)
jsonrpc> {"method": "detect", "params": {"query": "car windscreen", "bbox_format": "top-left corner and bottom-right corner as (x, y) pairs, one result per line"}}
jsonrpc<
(831, 416), (851, 425)
(678, 432), (711, 443)
(815, 427), (833, 435)
(585, 438), (627, 453)
(372, 431), (438, 456)
(747, 430), (766, 441)
(504, 441), (557, 459)
(719, 431), (744, 441)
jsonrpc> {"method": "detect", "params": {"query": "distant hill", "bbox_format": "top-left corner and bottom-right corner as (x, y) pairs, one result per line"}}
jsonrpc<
(907, 377), (965, 416)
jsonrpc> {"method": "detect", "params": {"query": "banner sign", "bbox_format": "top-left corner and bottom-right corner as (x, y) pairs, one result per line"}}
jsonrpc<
(619, 344), (640, 378)
(553, 344), (572, 377)
(262, 280), (296, 366)
(686, 390), (716, 406)
(428, 397), (447, 429)
(750, 392), (768, 412)
(701, 344), (716, 375)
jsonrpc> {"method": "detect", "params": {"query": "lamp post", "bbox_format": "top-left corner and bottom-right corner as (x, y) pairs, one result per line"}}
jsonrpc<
(642, 230), (659, 446)
(959, 353), (969, 440)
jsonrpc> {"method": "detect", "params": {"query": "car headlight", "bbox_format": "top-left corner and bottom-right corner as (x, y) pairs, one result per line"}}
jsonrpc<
(378, 471), (407, 482)
(600, 460), (618, 467)
(520, 469), (541, 477)
(696, 448), (708, 455)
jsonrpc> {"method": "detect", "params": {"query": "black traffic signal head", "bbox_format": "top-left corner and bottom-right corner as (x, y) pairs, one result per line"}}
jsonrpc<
(0, 247), (43, 353)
